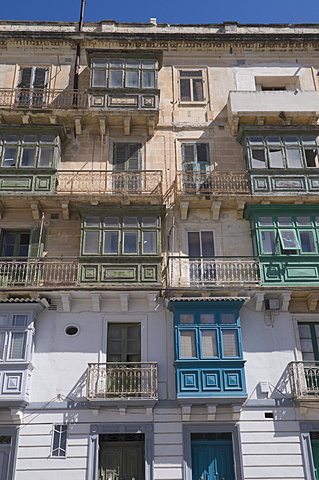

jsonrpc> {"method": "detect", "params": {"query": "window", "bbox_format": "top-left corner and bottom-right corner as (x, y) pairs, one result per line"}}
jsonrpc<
(179, 71), (204, 102)
(0, 134), (60, 169)
(188, 231), (215, 282)
(113, 143), (141, 171)
(51, 425), (67, 457)
(298, 323), (319, 361)
(245, 134), (319, 169)
(0, 313), (32, 362)
(181, 144), (210, 193)
(254, 214), (319, 255)
(82, 214), (160, 256)
(107, 323), (141, 362)
(17, 66), (49, 106)
(91, 58), (158, 89)
(0, 228), (43, 258)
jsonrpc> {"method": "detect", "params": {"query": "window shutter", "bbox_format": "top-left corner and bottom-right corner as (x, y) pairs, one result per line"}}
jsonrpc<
(113, 144), (126, 171)
(182, 144), (195, 164)
(180, 78), (191, 101)
(33, 68), (48, 88)
(18, 67), (32, 88)
(28, 227), (44, 258)
(197, 144), (209, 163)
(127, 144), (141, 170)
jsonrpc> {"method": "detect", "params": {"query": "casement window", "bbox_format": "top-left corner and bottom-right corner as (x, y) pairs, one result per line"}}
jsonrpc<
(0, 134), (60, 169)
(82, 215), (160, 256)
(298, 322), (319, 361)
(0, 313), (32, 362)
(1, 229), (44, 258)
(51, 425), (67, 457)
(245, 134), (319, 169)
(17, 67), (49, 106)
(255, 214), (319, 255)
(91, 59), (158, 89)
(113, 143), (141, 171)
(107, 323), (141, 362)
(99, 433), (144, 480)
(181, 144), (210, 193)
(179, 70), (204, 102)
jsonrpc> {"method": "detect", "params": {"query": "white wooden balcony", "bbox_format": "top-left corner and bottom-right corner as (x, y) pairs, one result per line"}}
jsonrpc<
(168, 256), (261, 288)
(87, 362), (158, 404)
(289, 361), (319, 400)
(175, 171), (250, 196)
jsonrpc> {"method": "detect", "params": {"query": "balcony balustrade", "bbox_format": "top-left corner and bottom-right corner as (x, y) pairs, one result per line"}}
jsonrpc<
(168, 256), (261, 288)
(289, 361), (319, 400)
(175, 171), (250, 195)
(0, 88), (88, 109)
(56, 170), (162, 196)
(87, 362), (158, 400)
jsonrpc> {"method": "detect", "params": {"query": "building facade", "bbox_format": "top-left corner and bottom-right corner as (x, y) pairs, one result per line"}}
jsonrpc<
(0, 18), (318, 480)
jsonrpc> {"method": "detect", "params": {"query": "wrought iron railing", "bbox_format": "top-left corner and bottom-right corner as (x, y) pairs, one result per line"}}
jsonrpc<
(175, 171), (251, 195)
(87, 362), (158, 400)
(168, 256), (261, 288)
(0, 88), (88, 109)
(56, 170), (162, 195)
(289, 361), (319, 399)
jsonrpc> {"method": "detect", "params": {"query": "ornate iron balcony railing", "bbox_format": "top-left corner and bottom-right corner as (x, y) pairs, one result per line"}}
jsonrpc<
(87, 362), (158, 400)
(0, 88), (88, 109)
(289, 361), (319, 399)
(168, 256), (261, 288)
(56, 170), (162, 195)
(175, 171), (251, 195)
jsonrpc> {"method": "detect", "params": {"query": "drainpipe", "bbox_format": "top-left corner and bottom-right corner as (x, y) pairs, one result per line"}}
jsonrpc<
(73, 0), (86, 102)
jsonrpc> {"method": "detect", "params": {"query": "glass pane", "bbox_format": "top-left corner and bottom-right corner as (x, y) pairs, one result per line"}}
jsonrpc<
(126, 59), (140, 68)
(300, 231), (315, 253)
(142, 217), (157, 227)
(123, 217), (138, 227)
(103, 231), (119, 254)
(142, 60), (156, 68)
(5, 135), (19, 143)
(142, 231), (157, 254)
(109, 60), (123, 68)
(259, 217), (273, 225)
(201, 330), (217, 357)
(220, 313), (236, 324)
(85, 217), (100, 227)
(12, 315), (27, 326)
(285, 136), (299, 145)
(180, 70), (202, 78)
(103, 217), (119, 227)
(278, 217), (292, 225)
(269, 148), (284, 168)
(279, 230), (299, 249)
(188, 232), (200, 257)
(40, 135), (55, 143)
(193, 79), (204, 101)
(92, 59), (107, 67)
(0, 315), (7, 327)
(142, 71), (155, 88)
(180, 330), (196, 358)
(180, 78), (191, 101)
(297, 217), (311, 225)
(267, 136), (281, 145)
(222, 330), (239, 357)
(109, 70), (123, 87)
(200, 314), (215, 324)
(21, 148), (36, 167)
(126, 70), (139, 88)
(9, 332), (27, 359)
(23, 135), (37, 143)
(123, 232), (137, 254)
(201, 231), (215, 257)
(180, 314), (194, 324)
(305, 148), (318, 167)
(3, 147), (17, 166)
(38, 147), (53, 167)
(251, 149), (266, 168)
(18, 233), (30, 257)
(92, 69), (106, 87)
(248, 136), (263, 145)
(261, 231), (276, 254)
(300, 338), (314, 354)
(286, 148), (302, 168)
(83, 231), (99, 254)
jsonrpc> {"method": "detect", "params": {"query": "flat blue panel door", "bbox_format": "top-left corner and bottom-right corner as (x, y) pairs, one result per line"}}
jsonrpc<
(192, 439), (235, 480)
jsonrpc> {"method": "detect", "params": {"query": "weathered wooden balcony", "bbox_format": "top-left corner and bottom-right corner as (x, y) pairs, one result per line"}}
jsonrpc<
(0, 88), (88, 109)
(289, 361), (319, 400)
(87, 362), (158, 401)
(175, 171), (250, 195)
(168, 256), (261, 288)
(56, 170), (162, 196)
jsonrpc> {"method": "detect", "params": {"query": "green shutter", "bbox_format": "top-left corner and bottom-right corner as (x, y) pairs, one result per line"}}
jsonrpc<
(113, 144), (126, 171)
(28, 227), (44, 258)
(197, 144), (209, 163)
(33, 68), (48, 88)
(18, 68), (32, 88)
(127, 144), (141, 170)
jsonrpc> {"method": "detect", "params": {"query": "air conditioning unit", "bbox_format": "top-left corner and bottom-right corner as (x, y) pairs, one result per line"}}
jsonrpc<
(264, 298), (280, 310)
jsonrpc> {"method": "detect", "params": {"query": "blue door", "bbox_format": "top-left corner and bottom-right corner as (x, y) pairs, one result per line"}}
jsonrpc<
(191, 433), (235, 480)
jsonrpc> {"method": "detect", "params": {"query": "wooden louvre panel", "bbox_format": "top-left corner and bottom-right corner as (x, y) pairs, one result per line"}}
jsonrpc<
(113, 143), (141, 171)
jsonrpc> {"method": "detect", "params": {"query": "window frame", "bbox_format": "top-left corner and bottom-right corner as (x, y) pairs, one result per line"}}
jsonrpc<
(51, 424), (68, 458)
(0, 313), (33, 364)
(178, 70), (206, 103)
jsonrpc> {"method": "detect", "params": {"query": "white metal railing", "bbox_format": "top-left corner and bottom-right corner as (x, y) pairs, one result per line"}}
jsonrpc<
(176, 171), (250, 195)
(87, 362), (158, 400)
(168, 257), (261, 288)
(0, 88), (88, 109)
(289, 361), (319, 399)
(57, 170), (162, 195)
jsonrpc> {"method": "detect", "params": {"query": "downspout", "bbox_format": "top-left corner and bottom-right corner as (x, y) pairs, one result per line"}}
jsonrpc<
(73, 0), (86, 103)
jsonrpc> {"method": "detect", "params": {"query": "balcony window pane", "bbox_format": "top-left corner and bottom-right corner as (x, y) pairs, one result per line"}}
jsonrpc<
(18, 233), (30, 257)
(193, 79), (204, 101)
(40, 135), (55, 143)
(126, 70), (139, 87)
(220, 313), (236, 324)
(85, 217), (100, 227)
(92, 69), (106, 87)
(142, 71), (155, 88)
(123, 232), (137, 254)
(305, 148), (318, 167)
(188, 232), (200, 257)
(23, 135), (37, 143)
(279, 230), (299, 250)
(247, 136), (263, 145)
(297, 217), (311, 225)
(251, 149), (266, 168)
(201, 330), (217, 357)
(103, 231), (119, 254)
(200, 314), (215, 324)
(180, 330), (196, 358)
(180, 314), (194, 324)
(83, 231), (99, 254)
(285, 136), (299, 145)
(39, 147), (53, 167)
(267, 136), (281, 145)
(5, 135), (19, 143)
(126, 60), (139, 68)
(142, 60), (156, 68)
(12, 315), (28, 327)
(110, 60), (122, 68)
(9, 332), (27, 359)
(21, 148), (36, 167)
(315, 325), (319, 352)
(269, 148), (284, 168)
(124, 217), (138, 227)
(286, 148), (302, 168)
(180, 79), (191, 101)
(222, 330), (239, 357)
(142, 231), (157, 254)
(278, 217), (292, 225)
(0, 315), (7, 327)
(300, 231), (315, 253)
(142, 217), (157, 227)
(3, 147), (17, 167)
(302, 135), (317, 145)
(261, 231), (276, 254)
(259, 217), (273, 225)
(109, 70), (123, 87)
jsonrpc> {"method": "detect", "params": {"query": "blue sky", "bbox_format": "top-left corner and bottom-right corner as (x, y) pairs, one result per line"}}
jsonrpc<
(1, 0), (319, 25)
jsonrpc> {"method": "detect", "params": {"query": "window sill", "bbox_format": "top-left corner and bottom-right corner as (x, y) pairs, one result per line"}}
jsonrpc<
(179, 101), (207, 107)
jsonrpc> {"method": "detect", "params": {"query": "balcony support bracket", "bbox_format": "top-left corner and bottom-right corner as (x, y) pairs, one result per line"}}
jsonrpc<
(10, 408), (23, 422)
(148, 294), (157, 312)
(119, 293), (129, 312)
(30, 202), (41, 220)
(148, 116), (156, 136)
(21, 114), (30, 124)
(253, 293), (265, 311)
(231, 405), (242, 421)
(60, 293), (72, 312)
(211, 200), (222, 221)
(307, 293), (319, 311)
(206, 405), (217, 421)
(99, 118), (107, 136)
(308, 116), (319, 125)
(124, 117), (131, 136)
(91, 294), (101, 312)
(280, 292), (291, 311)
(119, 407), (126, 416)
(180, 201), (189, 220)
(182, 405), (191, 421)
(74, 117), (82, 135)
(50, 116), (58, 124)
(61, 202), (70, 220)
(237, 201), (245, 220)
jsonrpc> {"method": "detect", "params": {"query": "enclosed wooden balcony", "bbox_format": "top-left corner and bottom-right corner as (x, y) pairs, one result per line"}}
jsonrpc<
(289, 361), (319, 400)
(175, 171), (250, 196)
(87, 362), (158, 403)
(168, 256), (261, 289)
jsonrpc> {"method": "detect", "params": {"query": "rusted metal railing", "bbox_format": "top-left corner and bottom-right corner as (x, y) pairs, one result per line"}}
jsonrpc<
(289, 361), (319, 399)
(87, 362), (158, 400)
(0, 88), (88, 109)
(168, 256), (261, 288)
(175, 171), (251, 195)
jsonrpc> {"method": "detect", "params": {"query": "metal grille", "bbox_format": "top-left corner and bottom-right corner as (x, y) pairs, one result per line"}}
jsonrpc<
(100, 433), (144, 443)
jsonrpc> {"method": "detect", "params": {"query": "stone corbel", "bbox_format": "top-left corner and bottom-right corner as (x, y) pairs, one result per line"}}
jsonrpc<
(307, 293), (319, 311)
(230, 116), (239, 136)
(180, 201), (189, 221)
(119, 293), (129, 312)
(236, 200), (245, 219)
(211, 200), (222, 221)
(308, 116), (319, 125)
(10, 408), (23, 422)
(124, 117), (131, 136)
(119, 407), (126, 415)
(284, 115), (293, 125)
(74, 117), (82, 135)
(30, 202), (41, 220)
(21, 114), (30, 124)
(99, 118), (107, 136)
(148, 116), (156, 136)
(280, 292), (291, 311)
(253, 293), (265, 312)
(49, 116), (58, 124)
(256, 116), (265, 125)
(91, 409), (99, 416)
(147, 293), (157, 312)
(182, 405), (191, 421)
(60, 293), (72, 312)
(91, 294), (101, 312)
(206, 405), (217, 421)
(231, 405), (242, 421)
(61, 202), (70, 220)
(145, 407), (153, 415)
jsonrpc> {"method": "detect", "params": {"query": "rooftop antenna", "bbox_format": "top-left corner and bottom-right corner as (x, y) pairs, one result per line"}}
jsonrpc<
(73, 0), (86, 103)
(79, 0), (86, 32)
